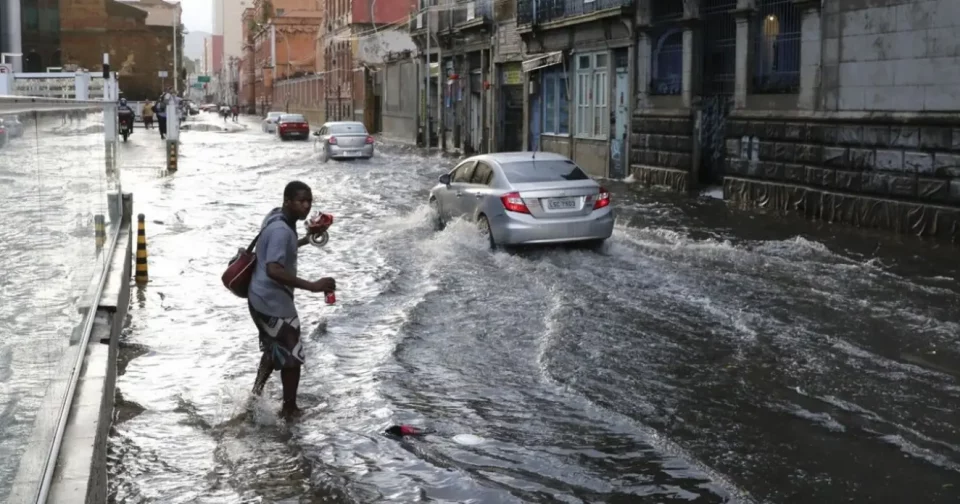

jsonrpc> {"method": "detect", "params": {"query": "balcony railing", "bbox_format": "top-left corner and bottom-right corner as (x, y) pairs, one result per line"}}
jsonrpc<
(517, 0), (634, 26)
(438, 0), (494, 32)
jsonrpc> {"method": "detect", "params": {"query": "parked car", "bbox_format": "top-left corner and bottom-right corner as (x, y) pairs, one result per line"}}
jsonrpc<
(428, 152), (614, 248)
(0, 115), (24, 138)
(276, 113), (310, 140)
(313, 121), (375, 161)
(261, 111), (284, 133)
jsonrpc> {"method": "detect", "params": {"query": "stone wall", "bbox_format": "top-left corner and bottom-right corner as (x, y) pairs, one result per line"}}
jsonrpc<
(629, 110), (694, 192)
(723, 113), (960, 241)
(823, 0), (960, 112)
(64, 26), (179, 100)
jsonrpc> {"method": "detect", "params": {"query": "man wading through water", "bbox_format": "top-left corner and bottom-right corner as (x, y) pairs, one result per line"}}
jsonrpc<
(249, 181), (336, 417)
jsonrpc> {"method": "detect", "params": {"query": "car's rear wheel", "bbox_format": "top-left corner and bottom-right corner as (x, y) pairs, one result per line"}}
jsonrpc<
(477, 215), (495, 249)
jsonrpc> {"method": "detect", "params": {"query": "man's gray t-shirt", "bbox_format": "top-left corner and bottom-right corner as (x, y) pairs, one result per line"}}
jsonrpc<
(249, 208), (299, 318)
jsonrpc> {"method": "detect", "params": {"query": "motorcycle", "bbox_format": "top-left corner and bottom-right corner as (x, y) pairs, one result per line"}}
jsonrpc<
(118, 111), (134, 142)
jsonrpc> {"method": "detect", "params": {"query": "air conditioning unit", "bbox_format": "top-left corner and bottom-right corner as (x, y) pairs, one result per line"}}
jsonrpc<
(466, 1), (476, 20)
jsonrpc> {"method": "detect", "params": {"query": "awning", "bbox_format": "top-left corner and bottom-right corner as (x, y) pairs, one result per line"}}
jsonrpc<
(521, 51), (564, 73)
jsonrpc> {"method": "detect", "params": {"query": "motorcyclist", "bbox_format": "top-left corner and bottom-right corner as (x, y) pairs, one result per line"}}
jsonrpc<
(117, 98), (135, 134)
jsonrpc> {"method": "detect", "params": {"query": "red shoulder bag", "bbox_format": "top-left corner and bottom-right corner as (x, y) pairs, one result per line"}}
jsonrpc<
(222, 230), (264, 299)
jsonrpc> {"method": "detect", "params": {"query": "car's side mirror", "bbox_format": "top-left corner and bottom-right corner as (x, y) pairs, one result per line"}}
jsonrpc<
(313, 130), (321, 136)
(439, 173), (451, 185)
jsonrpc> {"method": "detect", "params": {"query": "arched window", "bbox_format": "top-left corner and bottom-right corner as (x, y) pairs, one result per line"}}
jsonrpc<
(650, 28), (682, 95)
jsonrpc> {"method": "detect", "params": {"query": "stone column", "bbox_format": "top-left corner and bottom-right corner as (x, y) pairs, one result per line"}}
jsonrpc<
(794, 0), (822, 110)
(733, 0), (756, 109)
(635, 0), (652, 109)
(681, 1), (701, 108)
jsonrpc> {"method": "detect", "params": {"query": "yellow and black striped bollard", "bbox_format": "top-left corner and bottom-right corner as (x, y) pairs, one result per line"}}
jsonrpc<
(94, 214), (105, 252)
(166, 140), (178, 172)
(135, 213), (148, 284)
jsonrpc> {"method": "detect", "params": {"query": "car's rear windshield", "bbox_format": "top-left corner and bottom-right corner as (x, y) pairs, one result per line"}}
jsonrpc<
(267, 112), (283, 118)
(328, 123), (367, 135)
(280, 114), (306, 122)
(500, 159), (590, 183)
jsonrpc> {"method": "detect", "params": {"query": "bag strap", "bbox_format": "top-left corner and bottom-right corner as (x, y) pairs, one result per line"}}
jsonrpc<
(245, 229), (264, 253)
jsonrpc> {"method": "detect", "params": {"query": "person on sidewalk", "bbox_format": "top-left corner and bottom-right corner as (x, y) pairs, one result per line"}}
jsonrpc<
(142, 100), (155, 129)
(155, 91), (169, 140)
(248, 181), (336, 418)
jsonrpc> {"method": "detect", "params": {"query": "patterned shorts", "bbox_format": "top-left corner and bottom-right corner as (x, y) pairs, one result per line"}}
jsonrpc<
(248, 304), (305, 370)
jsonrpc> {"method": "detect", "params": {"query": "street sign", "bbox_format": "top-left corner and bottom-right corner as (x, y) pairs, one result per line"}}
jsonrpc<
(158, 71), (168, 78)
(197, 75), (210, 83)
(191, 83), (203, 89)
(0, 64), (11, 74)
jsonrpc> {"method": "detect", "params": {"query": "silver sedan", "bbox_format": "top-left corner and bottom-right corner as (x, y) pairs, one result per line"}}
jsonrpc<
(314, 121), (375, 161)
(428, 152), (614, 247)
(261, 111), (284, 133)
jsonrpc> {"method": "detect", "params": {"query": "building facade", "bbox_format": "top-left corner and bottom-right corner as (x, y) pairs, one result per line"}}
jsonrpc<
(240, 0), (323, 113)
(20, 0), (61, 72)
(517, 0), (635, 178)
(320, 0), (417, 131)
(630, 0), (960, 240)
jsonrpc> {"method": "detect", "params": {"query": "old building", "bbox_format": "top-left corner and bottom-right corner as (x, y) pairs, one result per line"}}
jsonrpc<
(631, 0), (960, 240)
(58, 0), (182, 99)
(403, 0), (521, 151)
(517, 0), (636, 178)
(240, 0), (322, 114)
(320, 0), (417, 131)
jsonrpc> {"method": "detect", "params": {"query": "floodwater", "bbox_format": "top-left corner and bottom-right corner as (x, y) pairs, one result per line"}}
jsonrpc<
(106, 114), (959, 503)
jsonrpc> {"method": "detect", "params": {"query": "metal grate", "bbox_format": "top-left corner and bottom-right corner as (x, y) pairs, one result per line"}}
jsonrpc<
(700, 0), (737, 95)
(752, 0), (802, 93)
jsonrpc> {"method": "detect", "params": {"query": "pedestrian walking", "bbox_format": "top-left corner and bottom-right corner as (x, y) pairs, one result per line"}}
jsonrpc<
(142, 100), (155, 129)
(155, 91), (169, 140)
(247, 181), (336, 418)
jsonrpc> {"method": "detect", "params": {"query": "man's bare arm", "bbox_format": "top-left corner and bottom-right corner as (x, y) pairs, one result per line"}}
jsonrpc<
(266, 262), (315, 291)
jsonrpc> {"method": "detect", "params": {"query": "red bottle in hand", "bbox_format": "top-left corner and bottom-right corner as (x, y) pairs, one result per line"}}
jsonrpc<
(325, 291), (336, 305)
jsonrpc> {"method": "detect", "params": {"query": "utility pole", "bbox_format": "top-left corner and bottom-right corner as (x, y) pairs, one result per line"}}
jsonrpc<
(437, 33), (443, 151)
(172, 6), (179, 93)
(424, 3), (431, 148)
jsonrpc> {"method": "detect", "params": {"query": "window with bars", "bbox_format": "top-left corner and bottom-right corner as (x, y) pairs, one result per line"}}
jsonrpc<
(752, 0), (802, 93)
(575, 52), (608, 139)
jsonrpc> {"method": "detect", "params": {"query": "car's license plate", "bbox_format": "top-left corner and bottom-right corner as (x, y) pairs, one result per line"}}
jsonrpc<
(547, 198), (577, 210)
(347, 151), (359, 156)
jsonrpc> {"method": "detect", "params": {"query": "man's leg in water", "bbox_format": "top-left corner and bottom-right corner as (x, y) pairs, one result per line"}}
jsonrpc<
(252, 351), (273, 395)
(280, 366), (301, 414)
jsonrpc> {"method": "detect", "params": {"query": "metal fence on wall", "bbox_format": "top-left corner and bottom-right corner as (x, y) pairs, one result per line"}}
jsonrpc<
(0, 97), (123, 504)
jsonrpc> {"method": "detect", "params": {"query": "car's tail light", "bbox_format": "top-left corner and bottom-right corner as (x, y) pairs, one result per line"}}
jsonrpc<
(593, 187), (611, 210)
(328, 136), (337, 144)
(365, 135), (374, 144)
(500, 192), (530, 214)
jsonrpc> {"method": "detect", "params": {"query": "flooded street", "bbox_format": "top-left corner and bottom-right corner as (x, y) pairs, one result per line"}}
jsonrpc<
(108, 114), (960, 503)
